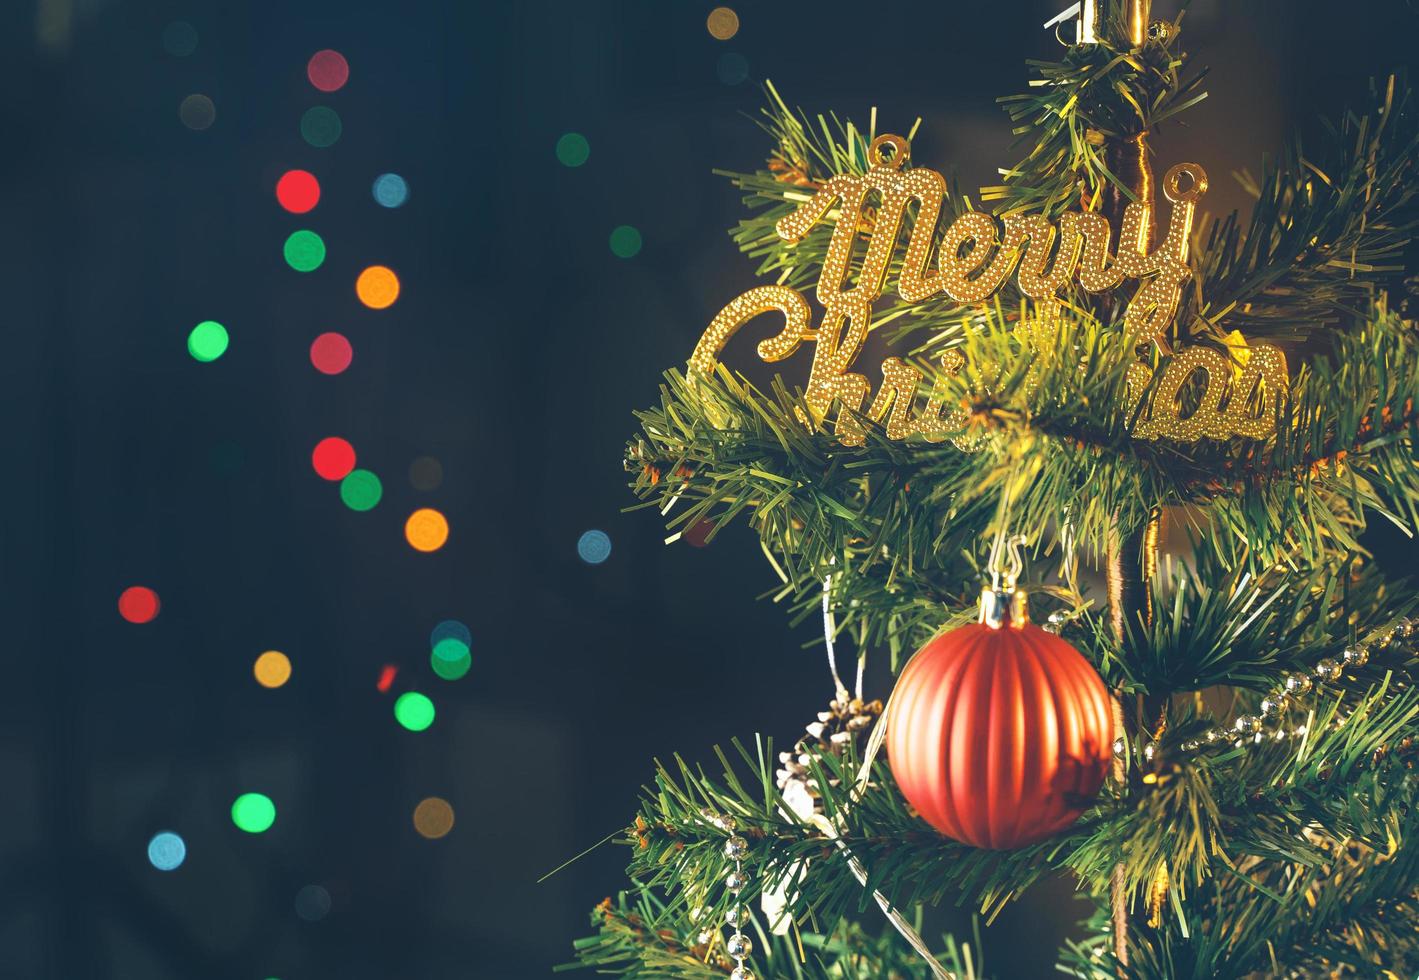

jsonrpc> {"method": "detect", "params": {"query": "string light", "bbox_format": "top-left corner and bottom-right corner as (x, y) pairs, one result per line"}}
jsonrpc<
(577, 529), (612, 564)
(300, 106), (342, 148)
(276, 170), (321, 214)
(284, 230), (326, 272)
(372, 173), (409, 208)
(608, 226), (642, 258)
(430, 620), (471, 647)
(394, 692), (436, 731)
(555, 133), (590, 168)
(706, 7), (740, 40)
(413, 798), (455, 839)
(306, 50), (349, 92)
(147, 831), (187, 871)
(231, 793), (277, 833)
(404, 508), (448, 552)
(187, 320), (229, 362)
(339, 469), (383, 511)
(431, 636), (471, 680)
(179, 94), (215, 130)
(253, 651), (292, 689)
(311, 437), (356, 481)
(356, 265), (400, 308)
(376, 665), (398, 692)
(118, 586), (161, 624)
(309, 332), (352, 375)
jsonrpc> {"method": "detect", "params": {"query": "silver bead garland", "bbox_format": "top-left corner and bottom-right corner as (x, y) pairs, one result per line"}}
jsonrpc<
(700, 808), (756, 980)
(1141, 617), (1415, 760)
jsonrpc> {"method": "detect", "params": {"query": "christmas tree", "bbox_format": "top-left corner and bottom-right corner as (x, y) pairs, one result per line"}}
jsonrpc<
(570, 2), (1419, 976)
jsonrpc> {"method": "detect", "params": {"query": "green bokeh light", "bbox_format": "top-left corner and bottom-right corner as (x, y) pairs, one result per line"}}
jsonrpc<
(300, 106), (342, 147)
(431, 648), (471, 681)
(608, 225), (642, 258)
(394, 692), (436, 731)
(555, 132), (590, 167)
(187, 320), (229, 362)
(339, 469), (382, 511)
(283, 230), (326, 272)
(231, 792), (276, 833)
(431, 637), (469, 663)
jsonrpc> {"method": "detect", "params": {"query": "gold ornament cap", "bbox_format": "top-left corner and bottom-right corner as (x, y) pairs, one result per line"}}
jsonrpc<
(978, 587), (1029, 630)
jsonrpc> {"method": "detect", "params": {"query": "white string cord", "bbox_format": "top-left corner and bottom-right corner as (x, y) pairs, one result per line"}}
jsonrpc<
(814, 576), (955, 980)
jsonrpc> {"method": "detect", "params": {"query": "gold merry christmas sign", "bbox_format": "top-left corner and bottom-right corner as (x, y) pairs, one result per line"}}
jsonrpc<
(689, 134), (1288, 446)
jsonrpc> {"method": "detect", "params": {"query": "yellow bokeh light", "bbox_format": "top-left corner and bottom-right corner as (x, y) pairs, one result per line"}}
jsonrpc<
(356, 265), (401, 309)
(706, 6), (739, 40)
(405, 508), (449, 552)
(253, 650), (292, 688)
(413, 797), (455, 839)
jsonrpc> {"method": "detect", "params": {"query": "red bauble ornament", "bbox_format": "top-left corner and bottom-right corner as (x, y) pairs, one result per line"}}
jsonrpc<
(886, 592), (1113, 849)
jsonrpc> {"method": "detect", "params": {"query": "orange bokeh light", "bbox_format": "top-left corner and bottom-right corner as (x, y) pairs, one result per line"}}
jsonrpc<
(405, 508), (449, 552)
(253, 650), (292, 689)
(356, 265), (400, 309)
(412, 797), (455, 839)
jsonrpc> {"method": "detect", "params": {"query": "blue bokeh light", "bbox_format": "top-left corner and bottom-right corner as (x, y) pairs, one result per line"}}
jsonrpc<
(577, 529), (612, 565)
(147, 831), (187, 871)
(372, 173), (409, 208)
(430, 619), (471, 648)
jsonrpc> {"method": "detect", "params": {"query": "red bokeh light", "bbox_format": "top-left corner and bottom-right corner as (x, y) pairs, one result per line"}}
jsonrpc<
(275, 169), (321, 214)
(311, 437), (356, 481)
(376, 665), (398, 693)
(307, 49), (349, 92)
(118, 586), (161, 624)
(309, 332), (353, 375)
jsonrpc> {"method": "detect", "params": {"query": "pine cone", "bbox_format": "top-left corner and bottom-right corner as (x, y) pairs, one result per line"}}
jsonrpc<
(775, 693), (883, 818)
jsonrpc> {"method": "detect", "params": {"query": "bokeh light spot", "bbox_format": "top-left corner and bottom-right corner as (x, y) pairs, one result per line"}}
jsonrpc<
(161, 21), (198, 57)
(555, 132), (590, 167)
(577, 529), (612, 564)
(339, 469), (383, 511)
(408, 456), (443, 491)
(608, 225), (642, 258)
(431, 636), (469, 664)
(706, 7), (740, 40)
(254, 651), (292, 689)
(276, 170), (321, 213)
(294, 884), (332, 922)
(413, 798), (455, 839)
(717, 52), (749, 86)
(179, 94), (216, 131)
(283, 230), (326, 272)
(309, 332), (353, 375)
(306, 49), (349, 92)
(355, 266), (400, 308)
(431, 648), (471, 681)
(147, 831), (187, 870)
(430, 620), (471, 647)
(404, 508), (448, 552)
(372, 173), (409, 208)
(300, 106), (342, 148)
(394, 692), (436, 731)
(187, 320), (229, 362)
(311, 437), (356, 481)
(118, 586), (161, 624)
(231, 793), (276, 833)
(376, 664), (398, 692)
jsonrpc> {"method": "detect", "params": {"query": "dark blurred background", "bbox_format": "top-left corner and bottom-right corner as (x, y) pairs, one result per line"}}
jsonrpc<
(1, 1), (1415, 977)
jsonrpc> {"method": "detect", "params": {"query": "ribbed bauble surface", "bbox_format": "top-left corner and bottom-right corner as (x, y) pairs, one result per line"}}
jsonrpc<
(886, 621), (1113, 849)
